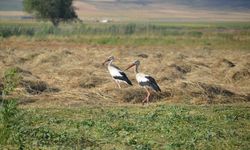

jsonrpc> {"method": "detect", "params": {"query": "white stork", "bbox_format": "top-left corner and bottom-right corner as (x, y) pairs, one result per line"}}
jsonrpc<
(103, 56), (133, 88)
(126, 60), (161, 104)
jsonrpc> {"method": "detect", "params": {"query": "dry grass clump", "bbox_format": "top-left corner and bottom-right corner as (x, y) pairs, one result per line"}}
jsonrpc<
(79, 75), (108, 89)
(176, 81), (247, 104)
(170, 64), (192, 74)
(10, 67), (60, 95)
(21, 80), (47, 94)
(100, 87), (172, 104)
(231, 68), (250, 81)
(120, 88), (146, 103)
(137, 53), (149, 58)
(21, 80), (60, 95)
(216, 58), (236, 68)
(163, 63), (192, 81)
(214, 57), (250, 86)
(0, 39), (249, 107)
(151, 50), (250, 104)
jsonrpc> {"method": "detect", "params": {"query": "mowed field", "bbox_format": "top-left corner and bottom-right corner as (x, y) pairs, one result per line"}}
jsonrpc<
(0, 21), (250, 149)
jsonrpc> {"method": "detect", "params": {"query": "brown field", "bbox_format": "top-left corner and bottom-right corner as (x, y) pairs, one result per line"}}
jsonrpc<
(0, 11), (26, 17)
(1, 37), (249, 108)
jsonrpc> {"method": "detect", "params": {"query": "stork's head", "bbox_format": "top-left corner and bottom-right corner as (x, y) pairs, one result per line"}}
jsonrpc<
(133, 60), (140, 66)
(102, 56), (114, 65)
(125, 60), (140, 70)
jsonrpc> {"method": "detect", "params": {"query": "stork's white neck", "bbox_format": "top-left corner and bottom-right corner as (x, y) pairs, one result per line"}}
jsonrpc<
(108, 59), (113, 66)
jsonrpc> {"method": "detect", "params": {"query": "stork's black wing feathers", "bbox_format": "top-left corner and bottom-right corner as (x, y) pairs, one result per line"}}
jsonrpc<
(145, 76), (161, 92)
(113, 71), (133, 86)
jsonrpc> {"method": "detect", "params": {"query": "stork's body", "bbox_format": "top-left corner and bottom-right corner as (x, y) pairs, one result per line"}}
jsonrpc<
(126, 60), (161, 104)
(103, 56), (132, 88)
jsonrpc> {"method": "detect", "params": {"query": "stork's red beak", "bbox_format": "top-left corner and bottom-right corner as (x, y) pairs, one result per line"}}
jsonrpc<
(102, 59), (109, 66)
(125, 63), (135, 70)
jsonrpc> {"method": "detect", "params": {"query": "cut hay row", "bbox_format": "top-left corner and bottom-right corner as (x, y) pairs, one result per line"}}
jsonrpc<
(0, 39), (249, 107)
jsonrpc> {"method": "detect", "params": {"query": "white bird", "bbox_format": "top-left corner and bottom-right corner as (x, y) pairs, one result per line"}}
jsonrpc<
(103, 56), (132, 88)
(126, 60), (161, 104)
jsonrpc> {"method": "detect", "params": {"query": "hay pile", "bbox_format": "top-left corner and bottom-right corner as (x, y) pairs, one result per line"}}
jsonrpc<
(0, 40), (249, 107)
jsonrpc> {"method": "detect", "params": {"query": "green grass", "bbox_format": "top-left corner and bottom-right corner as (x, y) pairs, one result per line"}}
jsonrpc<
(1, 21), (250, 50)
(1, 21), (250, 37)
(1, 104), (249, 149)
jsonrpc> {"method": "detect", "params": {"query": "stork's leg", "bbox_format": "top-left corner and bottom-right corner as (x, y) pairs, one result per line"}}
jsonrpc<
(142, 88), (150, 105)
(146, 90), (151, 104)
(142, 97), (147, 105)
(115, 80), (121, 88)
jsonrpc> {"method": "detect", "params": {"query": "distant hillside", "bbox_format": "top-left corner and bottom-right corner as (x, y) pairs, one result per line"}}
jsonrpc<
(165, 0), (250, 10)
(81, 0), (250, 10)
(0, 0), (23, 11)
(1, 0), (250, 11)
(1, 0), (250, 21)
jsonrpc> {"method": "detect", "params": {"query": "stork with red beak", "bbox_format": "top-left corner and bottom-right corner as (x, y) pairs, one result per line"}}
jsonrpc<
(126, 60), (161, 104)
(103, 56), (132, 88)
